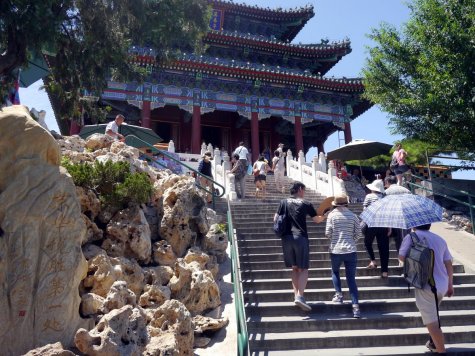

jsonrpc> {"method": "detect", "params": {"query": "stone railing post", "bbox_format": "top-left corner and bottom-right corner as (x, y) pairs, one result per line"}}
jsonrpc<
(200, 142), (207, 156)
(319, 152), (327, 173)
(207, 143), (214, 154)
(328, 161), (336, 197)
(222, 153), (231, 193)
(312, 155), (319, 190)
(286, 149), (293, 179)
(168, 140), (175, 153)
(298, 150), (305, 183)
(227, 173), (238, 201)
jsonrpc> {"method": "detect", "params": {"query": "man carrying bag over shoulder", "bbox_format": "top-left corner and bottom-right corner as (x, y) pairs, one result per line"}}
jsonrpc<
(273, 182), (326, 312)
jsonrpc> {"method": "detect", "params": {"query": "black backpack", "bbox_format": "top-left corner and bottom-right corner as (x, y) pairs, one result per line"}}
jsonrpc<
(273, 199), (291, 237)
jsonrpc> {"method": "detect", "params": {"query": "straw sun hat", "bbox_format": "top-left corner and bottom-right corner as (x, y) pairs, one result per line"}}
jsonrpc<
(332, 194), (349, 206)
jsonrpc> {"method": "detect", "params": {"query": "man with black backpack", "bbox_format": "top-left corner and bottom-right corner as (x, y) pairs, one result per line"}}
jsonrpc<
(273, 182), (326, 311)
(399, 224), (454, 355)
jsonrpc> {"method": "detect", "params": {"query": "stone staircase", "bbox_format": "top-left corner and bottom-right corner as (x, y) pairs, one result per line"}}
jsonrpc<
(229, 174), (475, 355)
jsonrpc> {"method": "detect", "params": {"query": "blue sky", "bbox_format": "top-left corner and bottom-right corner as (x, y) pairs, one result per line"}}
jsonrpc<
(19, 0), (473, 179)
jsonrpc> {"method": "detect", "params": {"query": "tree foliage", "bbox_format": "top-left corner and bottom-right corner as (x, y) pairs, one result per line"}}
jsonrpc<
(1, 0), (210, 119)
(363, 0), (475, 154)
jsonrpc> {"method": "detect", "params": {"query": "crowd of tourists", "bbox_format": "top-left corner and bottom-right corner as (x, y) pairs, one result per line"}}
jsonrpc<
(274, 179), (454, 355)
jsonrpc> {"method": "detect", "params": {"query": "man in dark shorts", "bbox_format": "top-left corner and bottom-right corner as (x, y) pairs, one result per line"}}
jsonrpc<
(274, 182), (326, 311)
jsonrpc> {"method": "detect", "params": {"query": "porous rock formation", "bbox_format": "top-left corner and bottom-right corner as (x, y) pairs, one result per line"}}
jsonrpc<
(0, 106), (90, 355)
(7, 125), (229, 355)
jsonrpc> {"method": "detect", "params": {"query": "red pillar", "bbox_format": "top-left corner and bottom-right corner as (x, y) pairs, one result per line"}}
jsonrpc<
(344, 122), (352, 144)
(294, 115), (304, 153)
(191, 105), (201, 154)
(251, 111), (259, 162)
(69, 120), (81, 135)
(141, 100), (151, 128)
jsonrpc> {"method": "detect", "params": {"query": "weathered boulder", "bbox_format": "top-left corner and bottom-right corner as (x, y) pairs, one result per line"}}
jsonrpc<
(102, 207), (151, 264)
(85, 133), (114, 151)
(193, 315), (229, 334)
(82, 251), (145, 299)
(142, 204), (160, 241)
(206, 208), (219, 226)
(0, 106), (89, 355)
(152, 240), (177, 266)
(146, 300), (193, 356)
(81, 293), (105, 317)
(202, 224), (228, 263)
(23, 342), (75, 356)
(57, 135), (86, 153)
(169, 259), (221, 314)
(156, 176), (209, 257)
(102, 281), (137, 313)
(143, 266), (174, 286)
(75, 305), (148, 356)
(62, 150), (95, 164)
(139, 284), (171, 309)
(110, 141), (140, 159)
(76, 187), (101, 219)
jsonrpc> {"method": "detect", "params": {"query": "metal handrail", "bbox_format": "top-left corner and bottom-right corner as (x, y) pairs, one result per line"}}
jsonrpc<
(407, 173), (475, 235)
(226, 197), (249, 356)
(124, 135), (225, 209)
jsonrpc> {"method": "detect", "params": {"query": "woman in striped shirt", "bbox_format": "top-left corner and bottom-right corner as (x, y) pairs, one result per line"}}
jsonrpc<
(325, 194), (363, 318)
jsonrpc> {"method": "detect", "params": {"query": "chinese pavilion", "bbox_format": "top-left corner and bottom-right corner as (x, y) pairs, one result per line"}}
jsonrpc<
(66, 0), (371, 161)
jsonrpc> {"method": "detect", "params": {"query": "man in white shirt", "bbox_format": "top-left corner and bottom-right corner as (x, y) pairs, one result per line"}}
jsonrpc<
(233, 141), (249, 168)
(105, 114), (125, 141)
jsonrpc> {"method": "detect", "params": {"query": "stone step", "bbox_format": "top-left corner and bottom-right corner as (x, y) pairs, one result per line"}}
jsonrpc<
(240, 258), (401, 269)
(239, 243), (372, 253)
(241, 274), (475, 291)
(245, 296), (475, 317)
(252, 343), (475, 355)
(249, 325), (475, 351)
(238, 251), (405, 262)
(240, 264), (465, 279)
(243, 284), (475, 303)
(247, 309), (475, 334)
(238, 237), (397, 248)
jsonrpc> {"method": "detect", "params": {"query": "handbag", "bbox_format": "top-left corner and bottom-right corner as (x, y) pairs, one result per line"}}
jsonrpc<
(273, 199), (291, 237)
(253, 169), (260, 177)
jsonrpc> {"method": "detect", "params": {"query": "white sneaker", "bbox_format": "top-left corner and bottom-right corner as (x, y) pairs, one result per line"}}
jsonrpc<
(332, 293), (343, 304)
(294, 296), (312, 312)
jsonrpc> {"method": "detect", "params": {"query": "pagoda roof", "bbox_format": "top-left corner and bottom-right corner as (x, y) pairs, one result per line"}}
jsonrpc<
(164, 56), (364, 93)
(209, 0), (314, 41)
(205, 30), (351, 61)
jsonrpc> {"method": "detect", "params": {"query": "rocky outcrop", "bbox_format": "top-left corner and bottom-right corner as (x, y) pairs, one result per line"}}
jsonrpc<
(23, 342), (75, 356)
(152, 240), (177, 266)
(76, 187), (101, 220)
(202, 224), (228, 263)
(102, 281), (137, 313)
(0, 106), (89, 355)
(85, 133), (114, 151)
(102, 207), (152, 264)
(169, 254), (221, 314)
(156, 176), (210, 257)
(139, 285), (171, 309)
(75, 305), (148, 356)
(193, 315), (229, 334)
(146, 300), (193, 356)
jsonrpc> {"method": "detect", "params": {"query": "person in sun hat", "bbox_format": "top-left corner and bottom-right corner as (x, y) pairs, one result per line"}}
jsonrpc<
(363, 179), (390, 277)
(325, 193), (363, 318)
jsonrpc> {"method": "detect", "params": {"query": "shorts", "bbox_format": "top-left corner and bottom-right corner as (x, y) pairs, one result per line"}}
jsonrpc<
(281, 233), (309, 269)
(394, 164), (410, 175)
(254, 174), (266, 183)
(415, 288), (445, 325)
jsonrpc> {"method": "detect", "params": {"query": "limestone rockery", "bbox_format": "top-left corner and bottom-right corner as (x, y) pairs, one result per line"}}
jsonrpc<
(0, 106), (229, 356)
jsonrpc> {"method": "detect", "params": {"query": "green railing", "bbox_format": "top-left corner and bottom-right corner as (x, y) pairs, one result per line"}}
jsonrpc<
(226, 198), (249, 356)
(124, 135), (225, 209)
(407, 173), (475, 235)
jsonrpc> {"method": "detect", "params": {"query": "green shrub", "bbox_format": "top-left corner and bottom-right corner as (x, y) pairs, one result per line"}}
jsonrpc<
(62, 159), (153, 208)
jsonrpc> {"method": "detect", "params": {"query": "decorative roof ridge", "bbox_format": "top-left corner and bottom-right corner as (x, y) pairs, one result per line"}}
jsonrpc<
(209, 0), (314, 18)
(165, 56), (364, 92)
(206, 30), (351, 53)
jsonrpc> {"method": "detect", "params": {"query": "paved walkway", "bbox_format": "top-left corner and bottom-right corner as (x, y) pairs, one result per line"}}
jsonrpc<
(432, 222), (475, 273)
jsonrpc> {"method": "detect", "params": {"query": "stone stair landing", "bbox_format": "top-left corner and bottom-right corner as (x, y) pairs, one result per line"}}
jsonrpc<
(230, 175), (475, 355)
